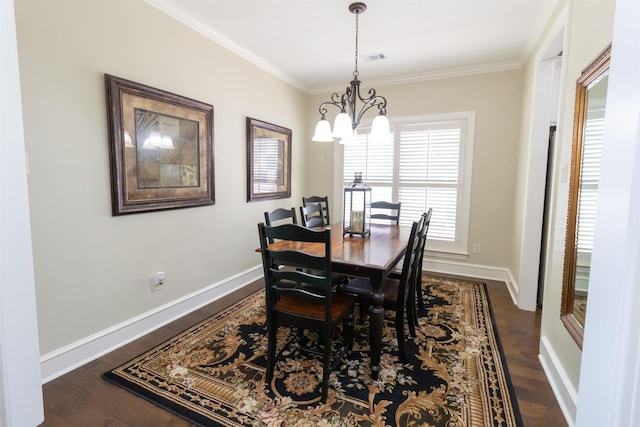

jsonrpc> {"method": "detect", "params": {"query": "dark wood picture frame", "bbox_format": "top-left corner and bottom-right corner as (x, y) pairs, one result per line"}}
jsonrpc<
(246, 117), (291, 202)
(105, 74), (214, 215)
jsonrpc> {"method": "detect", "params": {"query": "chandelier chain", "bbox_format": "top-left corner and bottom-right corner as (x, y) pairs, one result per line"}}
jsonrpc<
(353, 11), (359, 78)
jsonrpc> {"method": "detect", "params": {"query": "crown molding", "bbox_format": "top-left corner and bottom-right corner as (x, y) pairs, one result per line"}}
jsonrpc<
(308, 60), (523, 95)
(145, 0), (307, 92)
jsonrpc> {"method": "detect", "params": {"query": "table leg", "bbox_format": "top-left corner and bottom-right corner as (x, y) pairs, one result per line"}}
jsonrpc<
(368, 274), (384, 380)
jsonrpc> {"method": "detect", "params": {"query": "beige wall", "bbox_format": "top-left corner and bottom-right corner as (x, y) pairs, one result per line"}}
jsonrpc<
(15, 0), (308, 354)
(520, 0), (616, 400)
(307, 70), (524, 268)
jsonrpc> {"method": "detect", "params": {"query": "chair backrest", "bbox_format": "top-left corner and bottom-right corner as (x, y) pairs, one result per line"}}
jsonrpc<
(420, 208), (433, 260)
(258, 223), (333, 316)
(302, 196), (330, 224)
(415, 208), (433, 282)
(264, 207), (298, 244)
(397, 216), (425, 306)
(264, 207), (297, 226)
(300, 203), (325, 228)
(371, 201), (401, 225)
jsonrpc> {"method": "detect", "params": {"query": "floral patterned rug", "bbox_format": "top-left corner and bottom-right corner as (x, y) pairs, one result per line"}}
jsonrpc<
(103, 275), (522, 426)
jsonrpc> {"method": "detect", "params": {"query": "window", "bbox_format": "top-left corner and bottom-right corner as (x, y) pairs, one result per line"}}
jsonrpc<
(342, 112), (475, 255)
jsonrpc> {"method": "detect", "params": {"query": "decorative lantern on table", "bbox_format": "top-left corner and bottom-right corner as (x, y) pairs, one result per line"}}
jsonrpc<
(343, 172), (371, 237)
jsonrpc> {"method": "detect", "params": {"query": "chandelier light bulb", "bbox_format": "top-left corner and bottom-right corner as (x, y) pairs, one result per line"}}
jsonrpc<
(370, 114), (390, 143)
(332, 112), (353, 139)
(312, 119), (334, 142)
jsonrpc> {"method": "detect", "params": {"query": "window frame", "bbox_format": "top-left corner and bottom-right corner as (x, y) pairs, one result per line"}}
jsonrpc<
(335, 111), (475, 257)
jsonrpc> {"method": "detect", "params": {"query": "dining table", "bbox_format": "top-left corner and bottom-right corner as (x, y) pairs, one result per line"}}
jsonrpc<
(266, 221), (410, 379)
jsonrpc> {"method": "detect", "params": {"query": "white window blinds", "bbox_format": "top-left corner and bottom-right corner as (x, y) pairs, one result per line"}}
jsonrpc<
(253, 137), (282, 193)
(576, 111), (604, 253)
(342, 112), (475, 255)
(398, 124), (461, 241)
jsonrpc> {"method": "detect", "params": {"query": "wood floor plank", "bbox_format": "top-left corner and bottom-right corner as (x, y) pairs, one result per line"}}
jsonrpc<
(38, 276), (566, 426)
(481, 277), (568, 427)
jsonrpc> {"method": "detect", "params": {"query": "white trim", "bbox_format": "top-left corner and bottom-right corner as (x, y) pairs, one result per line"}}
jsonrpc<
(0, 1), (44, 425)
(539, 336), (577, 427)
(422, 258), (519, 306)
(309, 61), (522, 95)
(517, 5), (567, 311)
(40, 266), (263, 383)
(145, 0), (306, 92)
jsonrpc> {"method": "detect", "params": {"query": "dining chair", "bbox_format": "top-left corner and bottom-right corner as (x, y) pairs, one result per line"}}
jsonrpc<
(302, 195), (330, 224)
(258, 223), (356, 402)
(371, 201), (401, 225)
(390, 208), (433, 326)
(414, 208), (432, 314)
(300, 203), (325, 228)
(339, 215), (424, 363)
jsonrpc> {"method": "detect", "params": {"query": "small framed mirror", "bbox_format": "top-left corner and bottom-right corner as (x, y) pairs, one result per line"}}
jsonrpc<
(561, 44), (611, 348)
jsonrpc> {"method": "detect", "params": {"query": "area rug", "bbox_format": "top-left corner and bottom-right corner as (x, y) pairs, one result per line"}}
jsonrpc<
(103, 275), (523, 426)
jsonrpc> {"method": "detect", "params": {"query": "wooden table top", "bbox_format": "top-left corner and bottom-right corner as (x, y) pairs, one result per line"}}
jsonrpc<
(268, 222), (410, 276)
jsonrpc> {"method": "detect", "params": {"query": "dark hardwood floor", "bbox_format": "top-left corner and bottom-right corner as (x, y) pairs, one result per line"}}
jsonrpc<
(38, 275), (567, 426)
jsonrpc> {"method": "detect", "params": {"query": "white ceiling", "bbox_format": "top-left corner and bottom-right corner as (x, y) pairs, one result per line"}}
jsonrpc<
(149, 0), (559, 94)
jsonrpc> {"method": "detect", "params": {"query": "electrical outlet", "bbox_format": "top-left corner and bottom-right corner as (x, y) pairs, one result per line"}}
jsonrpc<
(472, 243), (481, 254)
(151, 272), (165, 292)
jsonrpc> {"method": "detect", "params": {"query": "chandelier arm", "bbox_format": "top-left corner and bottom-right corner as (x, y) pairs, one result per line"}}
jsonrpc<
(331, 91), (345, 105)
(357, 87), (387, 109)
(318, 99), (345, 117)
(352, 95), (386, 128)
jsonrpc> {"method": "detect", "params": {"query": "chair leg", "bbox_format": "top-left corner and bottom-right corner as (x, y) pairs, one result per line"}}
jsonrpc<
(416, 276), (424, 311)
(321, 327), (331, 403)
(344, 313), (355, 355)
(395, 315), (407, 363)
(407, 282), (417, 338)
(407, 303), (417, 339)
(266, 316), (277, 383)
(358, 302), (369, 324)
(416, 274), (425, 313)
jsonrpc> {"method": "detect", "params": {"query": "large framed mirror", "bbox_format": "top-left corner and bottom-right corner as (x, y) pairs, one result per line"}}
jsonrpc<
(561, 44), (611, 348)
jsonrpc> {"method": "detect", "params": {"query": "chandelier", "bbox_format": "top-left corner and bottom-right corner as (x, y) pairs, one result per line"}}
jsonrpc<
(311, 2), (390, 144)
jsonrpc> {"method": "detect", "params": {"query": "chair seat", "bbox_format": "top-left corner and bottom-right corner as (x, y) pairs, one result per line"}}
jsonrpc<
(340, 276), (399, 307)
(276, 292), (356, 322)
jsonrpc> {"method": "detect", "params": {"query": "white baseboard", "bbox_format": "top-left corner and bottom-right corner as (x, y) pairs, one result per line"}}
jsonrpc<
(40, 266), (263, 383)
(40, 260), (518, 383)
(423, 258), (519, 305)
(539, 335), (577, 427)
